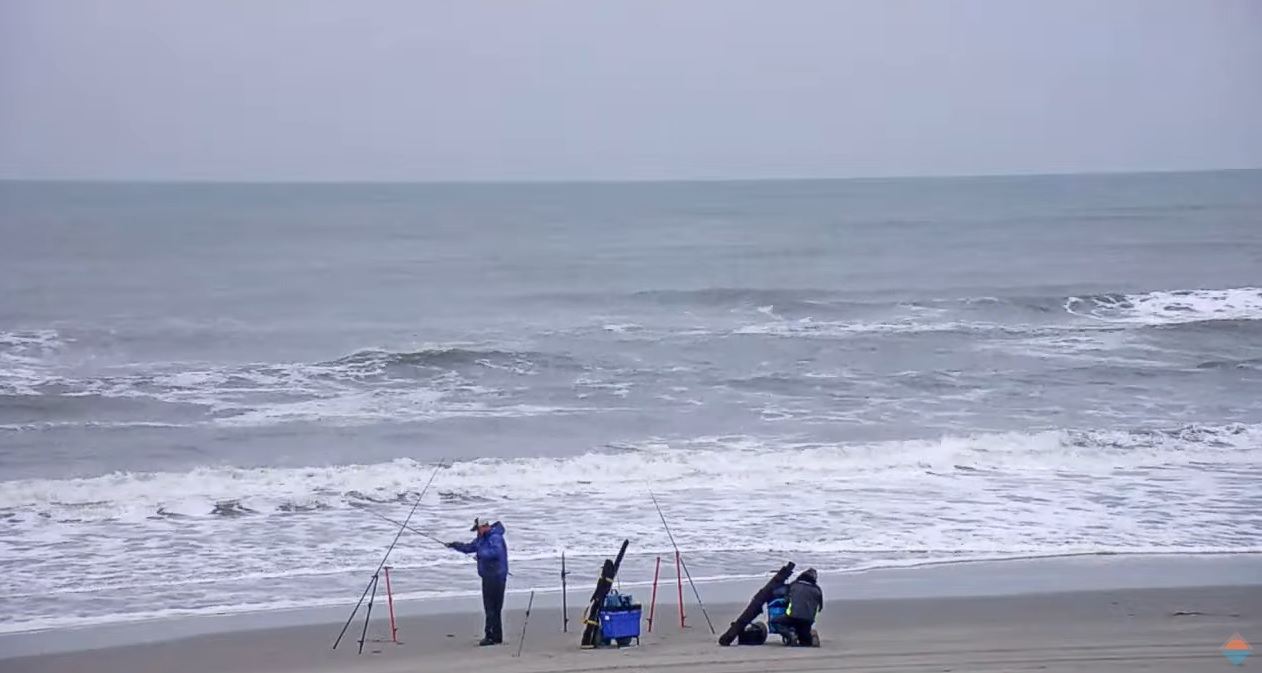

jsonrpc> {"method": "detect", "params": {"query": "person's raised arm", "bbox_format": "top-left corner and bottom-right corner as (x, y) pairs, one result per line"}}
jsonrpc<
(447, 538), (476, 554)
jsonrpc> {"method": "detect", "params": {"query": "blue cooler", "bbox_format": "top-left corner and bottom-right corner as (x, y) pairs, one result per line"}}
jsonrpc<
(766, 597), (792, 642)
(598, 591), (641, 647)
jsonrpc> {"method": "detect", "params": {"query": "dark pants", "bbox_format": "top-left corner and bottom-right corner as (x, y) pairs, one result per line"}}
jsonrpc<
(481, 575), (506, 643)
(786, 616), (814, 646)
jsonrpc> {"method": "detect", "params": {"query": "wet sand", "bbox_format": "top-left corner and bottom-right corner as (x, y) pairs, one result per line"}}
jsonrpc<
(4, 584), (1257, 673)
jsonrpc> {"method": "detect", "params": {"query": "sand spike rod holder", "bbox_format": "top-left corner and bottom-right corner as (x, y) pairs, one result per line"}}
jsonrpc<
(332, 459), (445, 652)
(648, 489), (715, 634)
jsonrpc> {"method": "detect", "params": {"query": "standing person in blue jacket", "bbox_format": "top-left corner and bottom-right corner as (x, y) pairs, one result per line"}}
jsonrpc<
(447, 516), (509, 646)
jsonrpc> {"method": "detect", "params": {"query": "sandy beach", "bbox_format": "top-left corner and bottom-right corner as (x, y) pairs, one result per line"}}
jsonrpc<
(4, 581), (1257, 673)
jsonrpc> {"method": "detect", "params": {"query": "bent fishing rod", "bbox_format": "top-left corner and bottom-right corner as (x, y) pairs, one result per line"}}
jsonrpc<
(359, 507), (447, 547)
(333, 459), (446, 649)
(648, 489), (715, 634)
(360, 496), (520, 579)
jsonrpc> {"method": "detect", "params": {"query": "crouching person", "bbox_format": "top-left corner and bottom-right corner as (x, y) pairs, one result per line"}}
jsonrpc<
(785, 567), (822, 646)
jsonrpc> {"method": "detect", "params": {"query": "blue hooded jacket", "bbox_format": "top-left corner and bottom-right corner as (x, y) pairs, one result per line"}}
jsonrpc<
(450, 521), (509, 580)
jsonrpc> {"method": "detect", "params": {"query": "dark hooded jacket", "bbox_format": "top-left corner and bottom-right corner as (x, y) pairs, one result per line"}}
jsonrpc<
(449, 521), (509, 580)
(786, 568), (823, 622)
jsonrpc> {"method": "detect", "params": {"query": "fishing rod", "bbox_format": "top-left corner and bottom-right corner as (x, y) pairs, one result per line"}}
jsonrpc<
(648, 489), (715, 634)
(514, 590), (535, 658)
(333, 459), (446, 650)
(360, 508), (447, 547)
(362, 501), (517, 576)
(561, 551), (569, 632)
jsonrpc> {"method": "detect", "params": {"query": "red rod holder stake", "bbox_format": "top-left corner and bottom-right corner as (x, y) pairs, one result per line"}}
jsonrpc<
(383, 566), (397, 643)
(676, 550), (685, 628)
(647, 555), (661, 632)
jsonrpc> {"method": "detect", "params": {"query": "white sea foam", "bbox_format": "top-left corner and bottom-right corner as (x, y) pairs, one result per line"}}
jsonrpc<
(0, 329), (71, 395)
(0, 329), (66, 354)
(5, 288), (1253, 428)
(0, 336), (585, 427)
(973, 330), (1176, 368)
(4, 424), (1257, 522)
(2, 422), (1258, 634)
(1066, 287), (1262, 325)
(730, 287), (1262, 339)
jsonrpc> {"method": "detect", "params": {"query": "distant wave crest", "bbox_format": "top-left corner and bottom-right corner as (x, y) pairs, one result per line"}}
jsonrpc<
(1065, 287), (1262, 325)
(0, 340), (586, 427)
(726, 285), (1262, 338)
(324, 346), (578, 373)
(3, 286), (1259, 428)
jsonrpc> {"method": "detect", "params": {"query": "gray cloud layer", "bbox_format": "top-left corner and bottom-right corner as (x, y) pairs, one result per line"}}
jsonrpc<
(2, 0), (1260, 181)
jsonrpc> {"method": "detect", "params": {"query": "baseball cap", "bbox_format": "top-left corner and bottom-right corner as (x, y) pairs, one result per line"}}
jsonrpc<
(470, 516), (492, 531)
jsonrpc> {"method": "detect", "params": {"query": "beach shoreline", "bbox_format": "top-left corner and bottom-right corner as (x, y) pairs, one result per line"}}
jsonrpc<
(2, 553), (1258, 672)
(3, 582), (1256, 673)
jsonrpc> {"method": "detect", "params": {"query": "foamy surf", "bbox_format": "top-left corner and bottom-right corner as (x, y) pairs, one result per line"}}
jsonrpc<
(1065, 287), (1262, 325)
(1, 423), (1258, 635)
(732, 286), (1262, 339)
(3, 286), (1257, 430)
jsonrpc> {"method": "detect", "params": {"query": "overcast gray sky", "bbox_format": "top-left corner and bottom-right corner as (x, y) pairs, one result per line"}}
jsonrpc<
(1, 0), (1260, 182)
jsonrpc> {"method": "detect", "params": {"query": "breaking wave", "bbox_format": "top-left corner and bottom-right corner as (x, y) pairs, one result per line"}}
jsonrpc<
(5, 285), (1260, 429)
(607, 286), (1262, 323)
(727, 286), (1262, 337)
(323, 346), (582, 375)
(1, 422), (1258, 635)
(4, 422), (1257, 524)
(4, 287), (1257, 377)
(1196, 356), (1262, 371)
(1065, 287), (1262, 325)
(0, 339), (592, 427)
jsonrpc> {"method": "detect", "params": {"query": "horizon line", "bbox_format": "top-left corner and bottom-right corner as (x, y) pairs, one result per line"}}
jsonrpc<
(2, 166), (1260, 187)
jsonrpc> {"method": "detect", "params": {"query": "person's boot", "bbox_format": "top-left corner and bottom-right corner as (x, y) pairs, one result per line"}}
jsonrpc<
(479, 637), (496, 646)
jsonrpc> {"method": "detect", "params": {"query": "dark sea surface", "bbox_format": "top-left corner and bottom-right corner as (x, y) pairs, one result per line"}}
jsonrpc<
(2, 171), (1261, 633)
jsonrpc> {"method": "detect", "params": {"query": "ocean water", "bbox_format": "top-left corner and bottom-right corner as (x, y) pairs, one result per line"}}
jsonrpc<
(2, 171), (1261, 635)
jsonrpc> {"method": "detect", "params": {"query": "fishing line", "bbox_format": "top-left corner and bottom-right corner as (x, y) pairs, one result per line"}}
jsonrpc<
(359, 508), (448, 547)
(648, 489), (715, 634)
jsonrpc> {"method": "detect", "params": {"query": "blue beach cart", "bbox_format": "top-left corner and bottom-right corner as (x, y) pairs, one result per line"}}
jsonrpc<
(765, 589), (819, 646)
(596, 590), (641, 648)
(765, 596), (794, 645)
